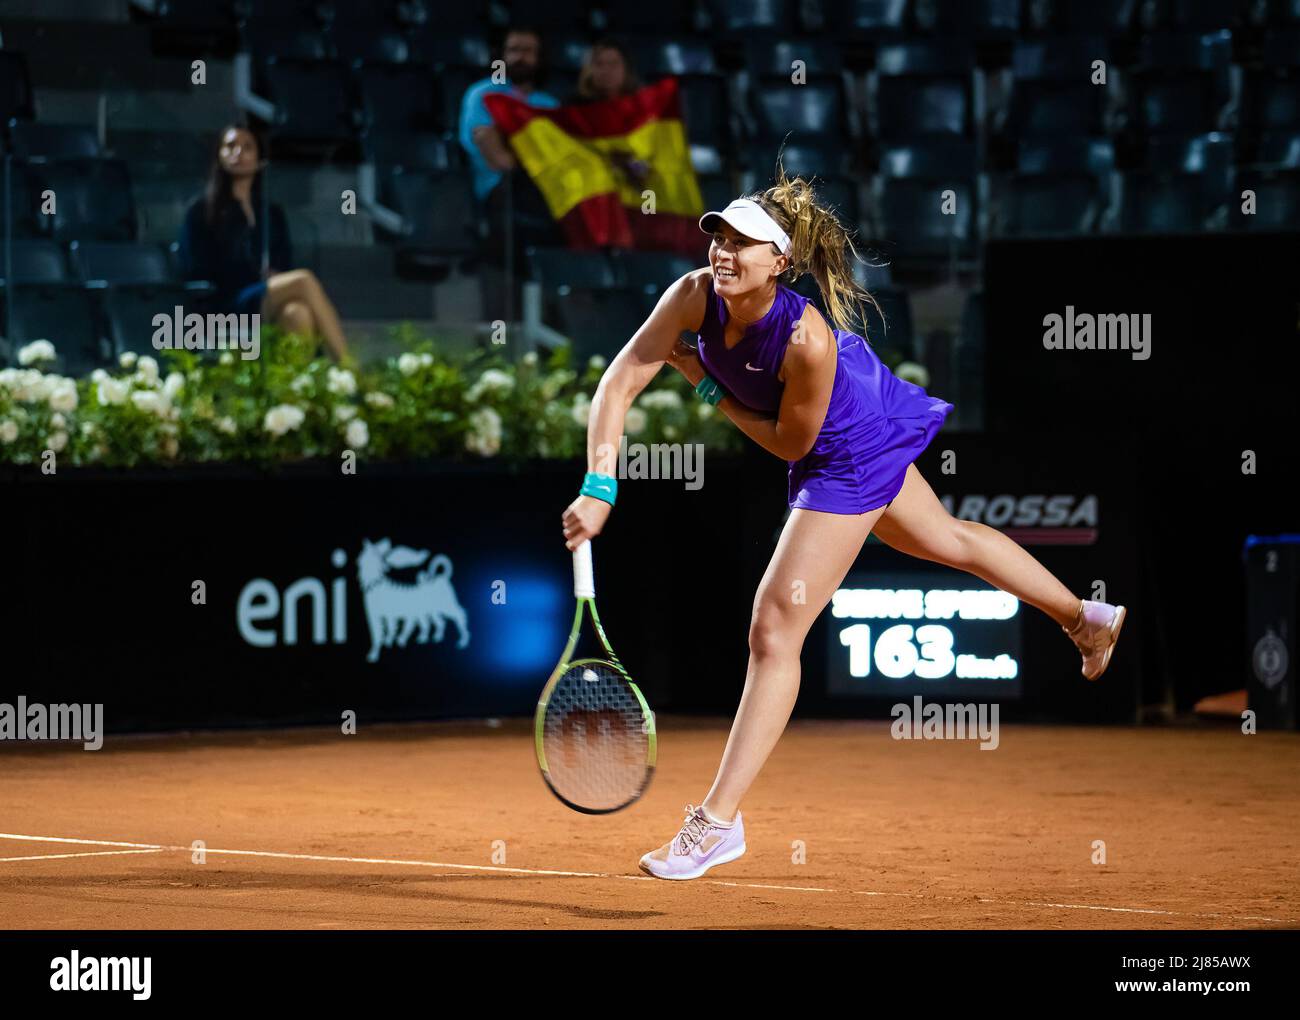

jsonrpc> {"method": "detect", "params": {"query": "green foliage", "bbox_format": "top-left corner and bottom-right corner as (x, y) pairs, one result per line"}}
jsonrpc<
(0, 329), (744, 467)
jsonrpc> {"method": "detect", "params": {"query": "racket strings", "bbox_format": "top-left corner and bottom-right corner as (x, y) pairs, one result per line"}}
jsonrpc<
(543, 661), (649, 811)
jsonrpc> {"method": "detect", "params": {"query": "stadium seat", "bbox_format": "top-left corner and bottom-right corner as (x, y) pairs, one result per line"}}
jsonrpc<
(363, 131), (455, 171)
(1231, 166), (1300, 229)
(246, 22), (358, 150)
(333, 24), (414, 66)
(408, 29), (491, 70)
(104, 286), (217, 361)
(831, 0), (910, 40)
(1240, 30), (1300, 139)
(1144, 132), (1234, 204)
(611, 249), (699, 294)
(68, 241), (176, 287)
(356, 65), (440, 134)
(0, 288), (108, 377)
(525, 248), (619, 292)
(1137, 0), (1240, 32)
(1115, 168), (1230, 232)
(870, 140), (978, 260)
(0, 161), (44, 239)
(954, 289), (984, 427)
(869, 41), (976, 142)
(600, 0), (699, 34)
(990, 137), (1115, 237)
(380, 167), (479, 278)
(5, 122), (102, 161)
(999, 39), (1115, 141)
(1125, 31), (1234, 136)
(0, 240), (70, 286)
(26, 159), (137, 242)
(0, 52), (35, 124)
(1039, 0), (1137, 36)
(623, 38), (718, 78)
(911, 0), (1021, 37)
(705, 0), (797, 36)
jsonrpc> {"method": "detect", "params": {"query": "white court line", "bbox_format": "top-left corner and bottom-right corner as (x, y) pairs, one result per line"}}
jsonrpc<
(0, 849), (167, 863)
(0, 832), (1294, 925)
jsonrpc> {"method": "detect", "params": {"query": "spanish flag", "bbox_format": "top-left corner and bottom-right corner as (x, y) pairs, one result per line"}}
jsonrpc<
(483, 77), (706, 254)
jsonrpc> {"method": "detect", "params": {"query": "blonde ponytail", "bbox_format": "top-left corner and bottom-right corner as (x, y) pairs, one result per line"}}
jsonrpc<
(746, 158), (884, 341)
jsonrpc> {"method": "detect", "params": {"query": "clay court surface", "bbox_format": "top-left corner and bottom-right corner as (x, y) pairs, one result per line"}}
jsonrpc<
(1, 718), (1296, 930)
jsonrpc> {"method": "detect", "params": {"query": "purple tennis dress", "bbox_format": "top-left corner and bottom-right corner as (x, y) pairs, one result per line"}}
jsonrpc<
(696, 276), (953, 514)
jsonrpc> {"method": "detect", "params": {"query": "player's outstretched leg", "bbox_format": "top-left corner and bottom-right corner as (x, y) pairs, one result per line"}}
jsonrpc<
(873, 464), (1126, 681)
(639, 503), (887, 880)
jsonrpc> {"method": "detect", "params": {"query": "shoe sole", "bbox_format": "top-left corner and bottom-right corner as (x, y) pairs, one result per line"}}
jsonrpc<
(638, 842), (747, 881)
(1084, 605), (1127, 681)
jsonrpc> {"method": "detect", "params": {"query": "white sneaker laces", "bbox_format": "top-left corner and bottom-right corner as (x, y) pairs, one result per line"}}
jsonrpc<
(675, 804), (711, 855)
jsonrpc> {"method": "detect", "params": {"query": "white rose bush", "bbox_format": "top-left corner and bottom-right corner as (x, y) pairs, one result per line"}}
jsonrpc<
(0, 330), (742, 468)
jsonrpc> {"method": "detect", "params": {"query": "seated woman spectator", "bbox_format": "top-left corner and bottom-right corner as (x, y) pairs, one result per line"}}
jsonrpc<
(569, 40), (649, 189)
(178, 123), (350, 361)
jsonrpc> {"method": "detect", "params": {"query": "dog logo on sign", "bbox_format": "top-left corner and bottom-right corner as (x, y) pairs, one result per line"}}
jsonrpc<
(357, 538), (470, 662)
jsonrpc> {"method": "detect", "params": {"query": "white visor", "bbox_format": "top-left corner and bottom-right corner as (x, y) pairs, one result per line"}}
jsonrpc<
(699, 198), (792, 256)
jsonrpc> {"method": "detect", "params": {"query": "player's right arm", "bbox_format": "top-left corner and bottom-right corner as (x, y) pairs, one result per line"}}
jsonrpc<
(561, 269), (708, 550)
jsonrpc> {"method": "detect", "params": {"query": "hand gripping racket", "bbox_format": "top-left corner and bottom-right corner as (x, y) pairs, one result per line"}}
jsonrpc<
(534, 539), (656, 813)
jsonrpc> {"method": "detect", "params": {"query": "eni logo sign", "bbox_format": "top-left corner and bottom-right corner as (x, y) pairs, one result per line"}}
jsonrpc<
(236, 540), (471, 662)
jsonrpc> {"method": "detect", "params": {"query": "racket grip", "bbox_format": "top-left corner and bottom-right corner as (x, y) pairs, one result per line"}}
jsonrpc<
(573, 540), (595, 599)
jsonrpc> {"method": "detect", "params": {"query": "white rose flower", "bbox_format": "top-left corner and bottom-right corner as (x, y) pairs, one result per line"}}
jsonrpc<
(163, 372), (185, 400)
(90, 368), (109, 384)
(397, 353), (420, 376)
(521, 351), (539, 367)
(625, 407), (647, 435)
(465, 407), (503, 457)
(333, 404), (358, 423)
(364, 391), (395, 410)
(0, 420), (17, 443)
(215, 416), (237, 436)
(51, 412), (66, 429)
(80, 420), (95, 437)
(263, 404), (306, 437)
(638, 389), (684, 411)
(467, 368), (515, 401)
(696, 401), (715, 419)
(345, 419), (369, 449)
(664, 424), (679, 439)
(219, 351), (234, 365)
(571, 394), (592, 426)
(587, 354), (607, 370)
(118, 351), (138, 370)
(17, 339), (56, 366)
(418, 352), (434, 367)
(135, 356), (159, 386)
(290, 373), (312, 394)
(96, 378), (130, 406)
(47, 379), (78, 412)
(894, 361), (930, 388)
(326, 367), (357, 396)
(47, 430), (68, 453)
(131, 390), (167, 416)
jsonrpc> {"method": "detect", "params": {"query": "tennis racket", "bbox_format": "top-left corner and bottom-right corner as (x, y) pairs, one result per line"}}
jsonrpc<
(535, 539), (656, 814)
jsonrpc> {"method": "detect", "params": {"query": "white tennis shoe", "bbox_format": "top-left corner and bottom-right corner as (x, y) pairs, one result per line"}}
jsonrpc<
(638, 804), (746, 880)
(1064, 600), (1127, 681)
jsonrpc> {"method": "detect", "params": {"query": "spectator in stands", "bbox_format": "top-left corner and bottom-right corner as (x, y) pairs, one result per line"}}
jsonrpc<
(459, 26), (564, 263)
(177, 123), (350, 361)
(568, 40), (649, 190)
(571, 39), (641, 103)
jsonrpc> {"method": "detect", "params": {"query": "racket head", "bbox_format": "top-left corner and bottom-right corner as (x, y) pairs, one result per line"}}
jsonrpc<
(535, 656), (657, 814)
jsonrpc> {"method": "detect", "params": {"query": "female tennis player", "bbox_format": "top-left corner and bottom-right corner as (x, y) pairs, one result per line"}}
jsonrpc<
(560, 168), (1126, 881)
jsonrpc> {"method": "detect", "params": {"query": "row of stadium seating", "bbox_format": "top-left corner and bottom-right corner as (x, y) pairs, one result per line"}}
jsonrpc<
(129, 0), (1300, 40)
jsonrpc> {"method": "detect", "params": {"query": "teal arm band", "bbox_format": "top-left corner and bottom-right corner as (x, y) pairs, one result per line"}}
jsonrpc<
(580, 471), (618, 506)
(695, 374), (725, 405)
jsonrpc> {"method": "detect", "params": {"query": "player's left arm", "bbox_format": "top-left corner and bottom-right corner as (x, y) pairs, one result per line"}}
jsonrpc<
(675, 304), (836, 461)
